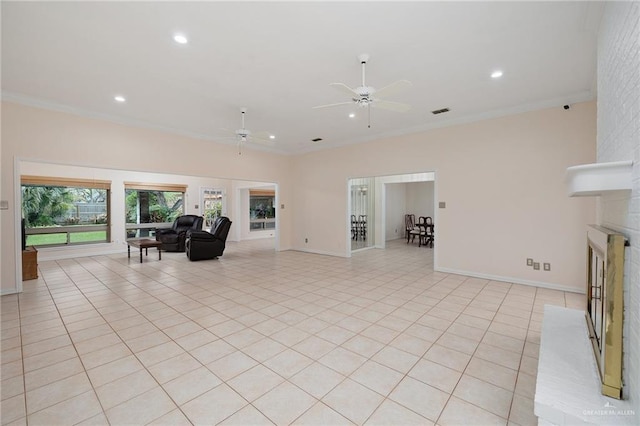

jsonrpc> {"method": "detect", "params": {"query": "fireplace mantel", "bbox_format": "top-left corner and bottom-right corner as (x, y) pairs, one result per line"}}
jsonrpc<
(566, 160), (633, 197)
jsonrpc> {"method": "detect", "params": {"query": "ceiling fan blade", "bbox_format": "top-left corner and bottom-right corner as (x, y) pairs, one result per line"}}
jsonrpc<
(372, 100), (411, 113)
(374, 79), (412, 99)
(312, 101), (354, 109)
(249, 131), (276, 146)
(329, 83), (359, 97)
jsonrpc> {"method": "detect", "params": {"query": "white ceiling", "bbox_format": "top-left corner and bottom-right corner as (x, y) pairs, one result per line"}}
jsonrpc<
(1, 1), (603, 155)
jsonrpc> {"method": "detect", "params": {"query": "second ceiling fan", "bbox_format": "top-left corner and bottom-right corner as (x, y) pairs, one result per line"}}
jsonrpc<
(219, 108), (273, 155)
(313, 53), (412, 128)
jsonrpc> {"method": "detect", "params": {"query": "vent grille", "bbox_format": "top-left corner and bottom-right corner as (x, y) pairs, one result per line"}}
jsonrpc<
(311, 138), (323, 142)
(431, 108), (450, 115)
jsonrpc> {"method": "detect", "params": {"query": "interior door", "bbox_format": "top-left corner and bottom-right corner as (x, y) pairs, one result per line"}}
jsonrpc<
(201, 188), (224, 231)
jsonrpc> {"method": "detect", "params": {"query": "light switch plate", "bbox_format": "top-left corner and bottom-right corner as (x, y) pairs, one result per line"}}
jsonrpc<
(439, 202), (446, 208)
(527, 258), (533, 266)
(533, 262), (540, 270)
(543, 263), (551, 271)
(0, 200), (8, 210)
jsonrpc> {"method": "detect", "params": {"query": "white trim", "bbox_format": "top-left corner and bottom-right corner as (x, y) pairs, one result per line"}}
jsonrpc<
(13, 157), (23, 294)
(1, 288), (20, 296)
(294, 247), (347, 258)
(434, 266), (585, 294)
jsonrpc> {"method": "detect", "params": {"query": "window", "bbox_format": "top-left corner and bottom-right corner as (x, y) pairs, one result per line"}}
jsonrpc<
(21, 176), (111, 247)
(249, 189), (276, 231)
(125, 182), (186, 239)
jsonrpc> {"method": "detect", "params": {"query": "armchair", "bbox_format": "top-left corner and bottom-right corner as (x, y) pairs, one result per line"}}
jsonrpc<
(186, 216), (232, 261)
(155, 215), (204, 252)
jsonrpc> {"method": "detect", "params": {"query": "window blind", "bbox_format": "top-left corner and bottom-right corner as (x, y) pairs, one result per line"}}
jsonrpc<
(124, 182), (187, 192)
(21, 175), (111, 190)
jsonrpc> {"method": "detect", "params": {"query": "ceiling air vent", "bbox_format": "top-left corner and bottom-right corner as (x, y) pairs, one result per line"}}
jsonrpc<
(431, 108), (450, 115)
(311, 138), (323, 142)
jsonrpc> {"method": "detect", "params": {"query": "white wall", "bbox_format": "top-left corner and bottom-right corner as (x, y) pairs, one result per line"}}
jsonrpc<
(384, 181), (435, 242)
(406, 181), (435, 219)
(1, 102), (293, 294)
(292, 102), (596, 291)
(597, 1), (639, 416)
(385, 183), (407, 241)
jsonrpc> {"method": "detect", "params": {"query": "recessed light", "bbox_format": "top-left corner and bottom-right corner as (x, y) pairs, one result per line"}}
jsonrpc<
(269, 135), (275, 140)
(348, 113), (355, 118)
(491, 70), (503, 79)
(173, 34), (188, 44)
(114, 95), (126, 103)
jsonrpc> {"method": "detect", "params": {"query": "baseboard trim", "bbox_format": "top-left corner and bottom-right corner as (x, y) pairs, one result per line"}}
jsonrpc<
(1, 287), (20, 296)
(38, 248), (128, 262)
(434, 266), (584, 294)
(292, 247), (347, 258)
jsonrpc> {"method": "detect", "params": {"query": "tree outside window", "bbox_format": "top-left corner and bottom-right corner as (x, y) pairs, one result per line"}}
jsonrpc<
(21, 184), (109, 246)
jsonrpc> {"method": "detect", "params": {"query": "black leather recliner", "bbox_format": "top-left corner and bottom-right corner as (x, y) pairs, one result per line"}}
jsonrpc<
(185, 216), (232, 261)
(155, 215), (204, 252)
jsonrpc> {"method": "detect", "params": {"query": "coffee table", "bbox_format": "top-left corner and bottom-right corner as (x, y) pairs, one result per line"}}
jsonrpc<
(127, 239), (162, 263)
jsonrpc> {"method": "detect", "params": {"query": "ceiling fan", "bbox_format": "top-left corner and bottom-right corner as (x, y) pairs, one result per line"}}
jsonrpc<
(219, 108), (273, 155)
(313, 53), (412, 128)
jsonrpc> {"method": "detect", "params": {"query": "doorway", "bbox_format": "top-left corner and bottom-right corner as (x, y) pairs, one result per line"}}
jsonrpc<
(200, 187), (225, 231)
(349, 172), (436, 255)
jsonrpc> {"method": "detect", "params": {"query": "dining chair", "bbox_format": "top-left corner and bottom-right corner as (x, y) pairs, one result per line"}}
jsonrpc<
(405, 214), (420, 243)
(424, 216), (434, 247)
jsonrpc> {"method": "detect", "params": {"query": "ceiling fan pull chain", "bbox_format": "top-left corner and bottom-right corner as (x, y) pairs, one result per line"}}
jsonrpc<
(368, 104), (371, 129)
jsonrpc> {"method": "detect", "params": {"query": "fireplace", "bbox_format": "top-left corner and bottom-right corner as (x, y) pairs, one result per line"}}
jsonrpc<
(585, 225), (626, 399)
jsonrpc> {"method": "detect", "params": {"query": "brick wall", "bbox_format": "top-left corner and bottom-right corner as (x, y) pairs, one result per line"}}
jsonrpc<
(597, 1), (640, 418)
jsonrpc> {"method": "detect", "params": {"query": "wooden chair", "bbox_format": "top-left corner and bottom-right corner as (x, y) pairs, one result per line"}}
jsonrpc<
(405, 214), (420, 243)
(425, 216), (434, 247)
(417, 216), (428, 247)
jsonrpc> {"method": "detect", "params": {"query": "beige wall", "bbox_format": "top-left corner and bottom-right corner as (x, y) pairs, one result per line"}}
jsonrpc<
(291, 101), (597, 291)
(1, 100), (596, 294)
(1, 102), (293, 294)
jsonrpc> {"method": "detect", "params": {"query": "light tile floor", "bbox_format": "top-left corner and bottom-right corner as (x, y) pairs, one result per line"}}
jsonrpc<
(1, 239), (585, 425)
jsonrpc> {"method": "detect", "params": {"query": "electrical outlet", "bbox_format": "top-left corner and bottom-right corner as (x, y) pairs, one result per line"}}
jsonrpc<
(533, 262), (540, 270)
(527, 258), (533, 266)
(305, 238), (308, 243)
(544, 263), (551, 271)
